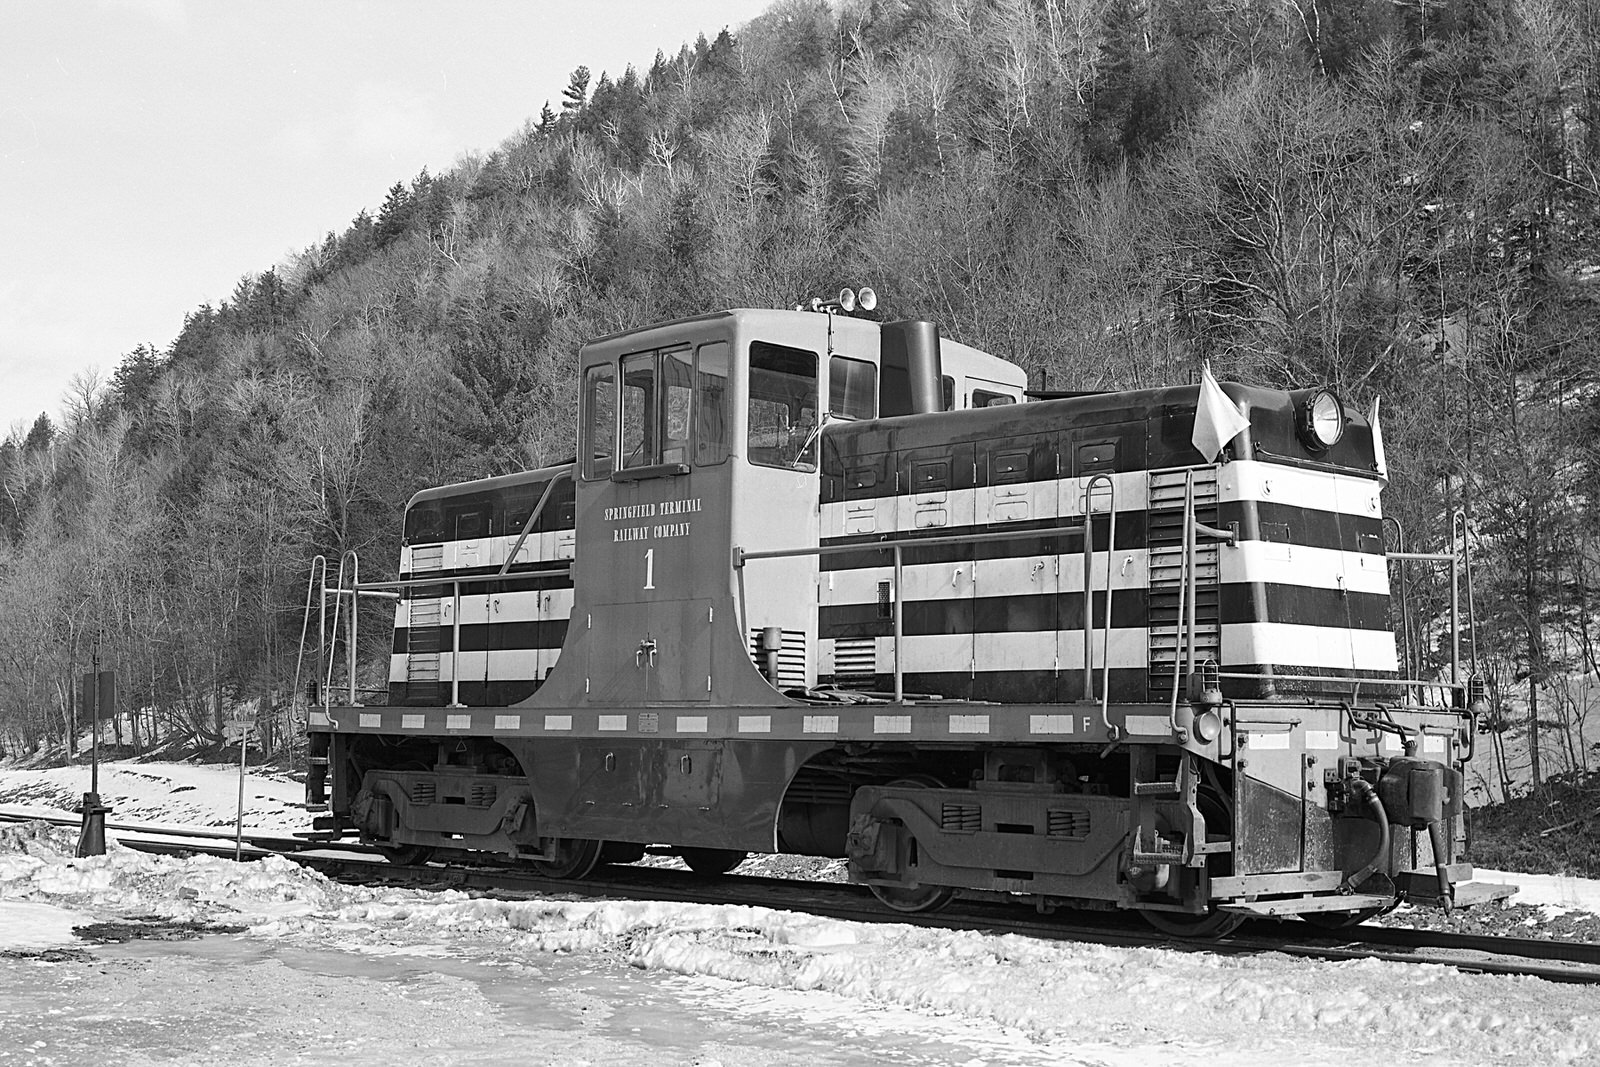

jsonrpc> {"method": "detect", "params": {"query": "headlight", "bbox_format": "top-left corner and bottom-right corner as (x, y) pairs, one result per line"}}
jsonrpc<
(1298, 390), (1345, 451)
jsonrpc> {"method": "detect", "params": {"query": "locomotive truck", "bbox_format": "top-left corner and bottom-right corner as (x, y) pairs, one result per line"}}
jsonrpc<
(304, 302), (1507, 935)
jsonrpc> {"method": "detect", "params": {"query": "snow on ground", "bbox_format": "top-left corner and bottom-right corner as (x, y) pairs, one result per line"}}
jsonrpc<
(3, 761), (1600, 1065)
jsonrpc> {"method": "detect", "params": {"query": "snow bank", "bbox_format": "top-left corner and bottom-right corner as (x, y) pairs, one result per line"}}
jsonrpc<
(1, 819), (1596, 1065)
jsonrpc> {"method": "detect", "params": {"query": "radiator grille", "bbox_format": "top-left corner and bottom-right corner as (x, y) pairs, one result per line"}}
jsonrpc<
(411, 781), (436, 805)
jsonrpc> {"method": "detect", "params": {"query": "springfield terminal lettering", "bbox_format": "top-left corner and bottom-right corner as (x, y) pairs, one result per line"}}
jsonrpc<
(603, 498), (703, 522)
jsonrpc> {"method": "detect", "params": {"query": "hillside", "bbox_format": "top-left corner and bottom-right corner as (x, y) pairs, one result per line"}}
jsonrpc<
(1, 0), (1598, 782)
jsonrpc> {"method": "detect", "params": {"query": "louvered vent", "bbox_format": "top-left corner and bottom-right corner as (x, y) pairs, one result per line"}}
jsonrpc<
(411, 781), (436, 805)
(748, 628), (808, 690)
(832, 637), (876, 687)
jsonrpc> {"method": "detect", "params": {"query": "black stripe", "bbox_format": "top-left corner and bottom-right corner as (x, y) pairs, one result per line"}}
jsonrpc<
(401, 570), (575, 597)
(819, 504), (1383, 568)
(821, 583), (1391, 639)
(389, 678), (544, 707)
(392, 621), (570, 655)
(816, 664), (1402, 705)
(821, 513), (1143, 570)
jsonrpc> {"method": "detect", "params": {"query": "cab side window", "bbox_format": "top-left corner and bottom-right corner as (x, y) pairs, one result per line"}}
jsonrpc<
(695, 341), (731, 466)
(829, 355), (877, 420)
(749, 341), (819, 470)
(582, 364), (616, 480)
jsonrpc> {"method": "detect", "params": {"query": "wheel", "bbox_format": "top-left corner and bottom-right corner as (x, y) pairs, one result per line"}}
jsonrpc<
(1140, 907), (1246, 939)
(375, 844), (435, 866)
(680, 847), (747, 875)
(868, 776), (956, 915)
(532, 837), (603, 879)
(1299, 907), (1387, 931)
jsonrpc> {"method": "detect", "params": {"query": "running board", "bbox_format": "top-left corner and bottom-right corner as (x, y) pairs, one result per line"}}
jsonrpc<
(1219, 893), (1395, 918)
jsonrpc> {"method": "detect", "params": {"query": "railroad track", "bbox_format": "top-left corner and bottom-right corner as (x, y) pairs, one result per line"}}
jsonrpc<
(4, 808), (1597, 983)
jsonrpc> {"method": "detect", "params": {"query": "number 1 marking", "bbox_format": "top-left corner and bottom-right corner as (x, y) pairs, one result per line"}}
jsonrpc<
(644, 547), (656, 590)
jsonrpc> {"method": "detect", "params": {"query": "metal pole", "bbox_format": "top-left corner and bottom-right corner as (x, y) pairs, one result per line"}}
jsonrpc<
(346, 553), (359, 706)
(90, 646), (99, 797)
(1450, 511), (1462, 686)
(451, 579), (463, 707)
(235, 720), (247, 862)
(1082, 487), (1095, 702)
(893, 545), (904, 703)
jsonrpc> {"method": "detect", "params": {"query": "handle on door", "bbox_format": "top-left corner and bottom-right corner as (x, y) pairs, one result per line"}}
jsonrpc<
(636, 638), (658, 667)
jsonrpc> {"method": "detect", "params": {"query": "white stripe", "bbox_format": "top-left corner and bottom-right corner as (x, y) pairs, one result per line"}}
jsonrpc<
(494, 714), (521, 730)
(359, 713), (381, 728)
(1247, 732), (1292, 750)
(597, 714), (628, 731)
(1029, 714), (1074, 734)
(1219, 460), (1382, 517)
(1221, 542), (1390, 595)
(874, 715), (911, 734)
(1306, 729), (1339, 750)
(676, 716), (708, 733)
(446, 713), (471, 730)
(544, 714), (572, 731)
(803, 715), (839, 734)
(739, 715), (771, 733)
(1423, 734), (1447, 754)
(949, 714), (989, 734)
(1124, 715), (1170, 736)
(1221, 623), (1397, 671)
(401, 714), (425, 730)
(310, 709), (330, 727)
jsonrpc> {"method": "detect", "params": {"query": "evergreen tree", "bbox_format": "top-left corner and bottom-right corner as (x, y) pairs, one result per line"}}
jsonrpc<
(375, 181), (413, 247)
(561, 65), (591, 114)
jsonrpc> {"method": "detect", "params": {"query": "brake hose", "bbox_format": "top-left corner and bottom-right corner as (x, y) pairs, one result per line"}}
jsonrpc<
(1341, 777), (1390, 894)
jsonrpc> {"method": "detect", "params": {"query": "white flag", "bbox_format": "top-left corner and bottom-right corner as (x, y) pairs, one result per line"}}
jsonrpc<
(1192, 362), (1250, 463)
(1369, 396), (1388, 483)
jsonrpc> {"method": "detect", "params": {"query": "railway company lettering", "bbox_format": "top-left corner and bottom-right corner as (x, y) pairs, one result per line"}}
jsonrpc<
(606, 497), (701, 542)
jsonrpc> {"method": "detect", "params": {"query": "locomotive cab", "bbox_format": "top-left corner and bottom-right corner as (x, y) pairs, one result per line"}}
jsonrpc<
(530, 308), (1024, 707)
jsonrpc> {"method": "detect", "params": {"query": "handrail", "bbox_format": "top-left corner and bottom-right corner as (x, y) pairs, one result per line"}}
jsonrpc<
(1168, 470), (1194, 733)
(293, 555), (326, 725)
(1382, 515), (1413, 699)
(1082, 474), (1116, 735)
(331, 551), (361, 706)
(500, 472), (572, 574)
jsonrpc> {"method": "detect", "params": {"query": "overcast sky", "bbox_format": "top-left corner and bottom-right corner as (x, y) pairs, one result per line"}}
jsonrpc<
(0, 0), (774, 435)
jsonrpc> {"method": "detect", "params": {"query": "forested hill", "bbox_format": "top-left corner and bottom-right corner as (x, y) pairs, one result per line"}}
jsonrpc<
(3, 0), (1597, 790)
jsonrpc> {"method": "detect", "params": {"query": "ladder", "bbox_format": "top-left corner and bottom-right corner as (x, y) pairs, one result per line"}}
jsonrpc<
(1147, 468), (1220, 700)
(405, 545), (444, 698)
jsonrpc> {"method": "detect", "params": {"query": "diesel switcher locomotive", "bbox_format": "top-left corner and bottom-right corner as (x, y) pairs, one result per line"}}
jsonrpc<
(305, 304), (1506, 935)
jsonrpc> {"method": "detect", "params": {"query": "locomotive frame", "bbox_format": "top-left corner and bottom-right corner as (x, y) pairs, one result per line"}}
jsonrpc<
(304, 305), (1508, 934)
